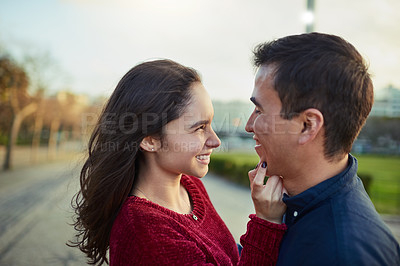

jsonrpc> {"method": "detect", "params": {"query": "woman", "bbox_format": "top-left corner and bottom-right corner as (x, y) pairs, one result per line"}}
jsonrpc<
(70, 59), (287, 265)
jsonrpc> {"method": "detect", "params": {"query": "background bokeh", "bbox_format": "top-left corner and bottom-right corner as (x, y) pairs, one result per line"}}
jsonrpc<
(1, 1), (399, 265)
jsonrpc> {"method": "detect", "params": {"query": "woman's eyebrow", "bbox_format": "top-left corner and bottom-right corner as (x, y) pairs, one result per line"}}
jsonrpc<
(189, 120), (209, 129)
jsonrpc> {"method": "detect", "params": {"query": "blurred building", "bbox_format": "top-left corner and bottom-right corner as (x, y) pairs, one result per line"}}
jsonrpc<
(212, 101), (254, 152)
(212, 100), (253, 136)
(370, 85), (400, 117)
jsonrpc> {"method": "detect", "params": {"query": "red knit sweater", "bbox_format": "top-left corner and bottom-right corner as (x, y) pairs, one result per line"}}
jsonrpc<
(110, 175), (286, 265)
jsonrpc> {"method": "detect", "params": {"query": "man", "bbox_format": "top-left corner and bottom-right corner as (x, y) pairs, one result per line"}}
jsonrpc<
(245, 33), (400, 265)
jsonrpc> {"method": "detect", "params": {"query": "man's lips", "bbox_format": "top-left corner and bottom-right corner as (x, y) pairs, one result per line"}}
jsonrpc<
(253, 136), (261, 148)
(255, 144), (264, 158)
(253, 136), (265, 159)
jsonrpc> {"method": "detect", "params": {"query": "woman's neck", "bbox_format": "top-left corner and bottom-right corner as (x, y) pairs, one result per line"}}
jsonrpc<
(132, 159), (192, 214)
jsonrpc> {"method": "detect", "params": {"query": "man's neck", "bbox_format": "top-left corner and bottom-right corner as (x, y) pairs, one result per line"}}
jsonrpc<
(283, 153), (349, 196)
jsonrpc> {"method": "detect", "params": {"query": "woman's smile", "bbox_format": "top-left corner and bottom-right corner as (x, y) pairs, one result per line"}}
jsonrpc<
(195, 153), (211, 164)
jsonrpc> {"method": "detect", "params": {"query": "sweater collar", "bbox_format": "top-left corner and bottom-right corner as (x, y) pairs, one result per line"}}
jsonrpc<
(128, 174), (205, 223)
(180, 174), (205, 222)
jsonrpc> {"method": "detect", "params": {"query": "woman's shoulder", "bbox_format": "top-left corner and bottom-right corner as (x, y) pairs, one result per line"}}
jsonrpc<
(111, 197), (178, 238)
(109, 198), (193, 263)
(117, 197), (172, 223)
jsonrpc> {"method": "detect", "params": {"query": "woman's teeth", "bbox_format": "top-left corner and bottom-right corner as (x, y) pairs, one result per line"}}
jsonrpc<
(196, 155), (210, 160)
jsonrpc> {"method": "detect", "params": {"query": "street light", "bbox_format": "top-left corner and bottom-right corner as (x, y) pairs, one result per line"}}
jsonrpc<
(303, 0), (315, 33)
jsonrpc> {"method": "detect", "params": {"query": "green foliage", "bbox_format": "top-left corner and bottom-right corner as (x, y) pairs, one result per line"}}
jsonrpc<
(0, 134), (8, 145)
(355, 154), (400, 214)
(209, 152), (259, 187)
(209, 152), (400, 214)
(358, 173), (373, 195)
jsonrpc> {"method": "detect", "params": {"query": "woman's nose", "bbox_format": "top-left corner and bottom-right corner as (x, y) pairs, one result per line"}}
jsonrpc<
(206, 128), (221, 148)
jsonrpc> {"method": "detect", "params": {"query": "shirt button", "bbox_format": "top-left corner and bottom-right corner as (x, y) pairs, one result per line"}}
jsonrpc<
(293, 211), (298, 217)
(192, 214), (198, 220)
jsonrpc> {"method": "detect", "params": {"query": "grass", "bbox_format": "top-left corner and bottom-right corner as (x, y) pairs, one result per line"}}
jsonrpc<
(356, 154), (400, 214)
(209, 152), (400, 215)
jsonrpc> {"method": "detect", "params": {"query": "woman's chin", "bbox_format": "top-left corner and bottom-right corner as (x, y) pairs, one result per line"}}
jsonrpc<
(185, 168), (208, 178)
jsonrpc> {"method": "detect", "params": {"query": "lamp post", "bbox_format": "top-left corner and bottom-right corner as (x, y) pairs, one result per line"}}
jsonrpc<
(305, 0), (315, 33)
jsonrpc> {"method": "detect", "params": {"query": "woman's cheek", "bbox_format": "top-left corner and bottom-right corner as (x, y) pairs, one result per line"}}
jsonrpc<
(176, 136), (202, 153)
(189, 142), (203, 153)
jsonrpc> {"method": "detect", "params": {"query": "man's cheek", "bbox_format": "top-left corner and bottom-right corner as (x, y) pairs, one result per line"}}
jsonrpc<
(253, 115), (271, 135)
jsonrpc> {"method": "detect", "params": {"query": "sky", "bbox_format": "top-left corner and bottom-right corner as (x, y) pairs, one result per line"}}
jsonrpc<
(0, 0), (399, 101)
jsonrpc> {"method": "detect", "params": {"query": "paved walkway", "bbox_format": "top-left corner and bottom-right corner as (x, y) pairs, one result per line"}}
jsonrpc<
(0, 160), (86, 265)
(0, 161), (399, 265)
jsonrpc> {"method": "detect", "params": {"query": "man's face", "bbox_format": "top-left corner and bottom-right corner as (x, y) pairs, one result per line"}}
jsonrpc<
(245, 65), (300, 176)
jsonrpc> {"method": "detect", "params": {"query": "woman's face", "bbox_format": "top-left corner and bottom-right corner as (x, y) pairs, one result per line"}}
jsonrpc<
(154, 82), (221, 178)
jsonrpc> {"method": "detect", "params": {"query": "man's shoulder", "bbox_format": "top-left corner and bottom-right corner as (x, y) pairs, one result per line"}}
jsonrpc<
(329, 181), (387, 232)
(330, 192), (400, 263)
(279, 187), (400, 265)
(305, 190), (399, 264)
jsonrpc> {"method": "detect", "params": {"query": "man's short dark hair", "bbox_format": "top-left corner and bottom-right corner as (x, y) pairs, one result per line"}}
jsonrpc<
(253, 32), (374, 160)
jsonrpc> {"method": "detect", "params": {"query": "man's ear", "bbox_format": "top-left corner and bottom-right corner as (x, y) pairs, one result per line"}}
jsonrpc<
(298, 108), (324, 145)
(140, 136), (160, 152)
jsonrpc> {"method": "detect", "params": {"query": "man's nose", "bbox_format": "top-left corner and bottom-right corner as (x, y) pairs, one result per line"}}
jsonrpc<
(245, 113), (255, 133)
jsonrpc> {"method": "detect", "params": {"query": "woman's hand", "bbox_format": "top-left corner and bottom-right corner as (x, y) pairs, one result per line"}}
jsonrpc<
(248, 162), (287, 224)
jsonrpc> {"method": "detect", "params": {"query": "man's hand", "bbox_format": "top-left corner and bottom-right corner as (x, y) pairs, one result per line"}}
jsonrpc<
(248, 162), (287, 224)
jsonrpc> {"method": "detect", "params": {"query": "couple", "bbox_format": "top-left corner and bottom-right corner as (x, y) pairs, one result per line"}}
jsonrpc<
(71, 33), (400, 265)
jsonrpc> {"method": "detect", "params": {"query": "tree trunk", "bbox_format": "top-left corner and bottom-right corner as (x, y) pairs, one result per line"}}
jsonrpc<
(31, 113), (43, 163)
(3, 102), (37, 170)
(48, 118), (60, 160)
(3, 115), (21, 170)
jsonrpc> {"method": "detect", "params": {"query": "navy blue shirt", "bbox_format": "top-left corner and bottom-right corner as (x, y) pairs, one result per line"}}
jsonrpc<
(277, 154), (400, 265)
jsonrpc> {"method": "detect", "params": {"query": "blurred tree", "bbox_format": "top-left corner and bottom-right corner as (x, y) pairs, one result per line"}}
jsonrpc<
(21, 52), (57, 162)
(0, 56), (37, 170)
(50, 91), (91, 158)
(359, 117), (400, 143)
(56, 91), (85, 141)
(43, 96), (61, 160)
(31, 89), (44, 162)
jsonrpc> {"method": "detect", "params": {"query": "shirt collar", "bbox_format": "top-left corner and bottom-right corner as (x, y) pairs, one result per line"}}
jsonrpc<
(282, 154), (358, 225)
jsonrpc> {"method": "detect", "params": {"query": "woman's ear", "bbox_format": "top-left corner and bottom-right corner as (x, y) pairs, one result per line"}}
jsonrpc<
(298, 108), (324, 145)
(140, 136), (160, 152)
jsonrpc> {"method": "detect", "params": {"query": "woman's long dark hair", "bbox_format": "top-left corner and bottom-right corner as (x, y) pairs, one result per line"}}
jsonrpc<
(69, 59), (201, 265)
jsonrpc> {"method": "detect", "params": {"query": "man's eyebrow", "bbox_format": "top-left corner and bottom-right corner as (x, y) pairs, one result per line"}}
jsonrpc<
(189, 120), (210, 129)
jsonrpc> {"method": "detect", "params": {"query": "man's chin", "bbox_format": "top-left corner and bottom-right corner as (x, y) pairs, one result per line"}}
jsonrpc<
(254, 145), (267, 162)
(256, 154), (267, 165)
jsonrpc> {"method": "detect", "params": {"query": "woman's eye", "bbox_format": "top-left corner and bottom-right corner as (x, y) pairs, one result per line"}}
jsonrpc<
(196, 125), (206, 131)
(255, 108), (261, 114)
